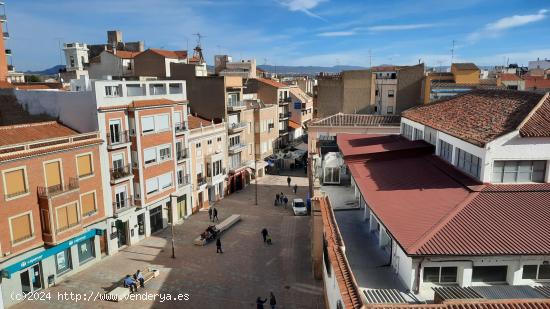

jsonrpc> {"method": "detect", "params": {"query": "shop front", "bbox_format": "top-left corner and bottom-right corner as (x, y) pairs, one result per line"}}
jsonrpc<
(0, 229), (103, 308)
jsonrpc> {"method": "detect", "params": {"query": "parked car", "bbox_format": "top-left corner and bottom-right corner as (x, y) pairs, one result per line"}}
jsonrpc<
(292, 198), (307, 216)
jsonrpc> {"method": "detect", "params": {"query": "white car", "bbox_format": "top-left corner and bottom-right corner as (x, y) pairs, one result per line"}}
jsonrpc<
(292, 198), (307, 216)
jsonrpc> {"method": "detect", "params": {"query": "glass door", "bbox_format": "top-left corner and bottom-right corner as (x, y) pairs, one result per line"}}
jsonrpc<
(109, 120), (122, 144)
(20, 264), (42, 295)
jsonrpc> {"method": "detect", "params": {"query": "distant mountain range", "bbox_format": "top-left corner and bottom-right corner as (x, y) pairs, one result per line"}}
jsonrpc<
(257, 64), (367, 75)
(26, 65), (65, 76)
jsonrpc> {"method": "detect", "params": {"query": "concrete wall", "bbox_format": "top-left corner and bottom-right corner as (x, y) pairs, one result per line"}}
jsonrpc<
(88, 52), (123, 79)
(323, 253), (345, 309)
(396, 64), (424, 114)
(342, 70), (376, 114)
(12, 90), (97, 133)
(134, 50), (167, 78)
(316, 78), (343, 118)
(308, 125), (400, 153)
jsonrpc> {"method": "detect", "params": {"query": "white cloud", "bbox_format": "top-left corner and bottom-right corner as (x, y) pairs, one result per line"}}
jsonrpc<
(278, 0), (327, 19)
(367, 23), (435, 32)
(468, 9), (548, 42)
(317, 31), (356, 37)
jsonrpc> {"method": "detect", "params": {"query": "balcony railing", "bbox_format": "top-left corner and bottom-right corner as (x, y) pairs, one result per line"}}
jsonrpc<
(113, 195), (134, 214)
(227, 100), (246, 111)
(176, 149), (188, 161)
(228, 122), (247, 132)
(279, 112), (291, 119)
(175, 122), (188, 134)
(110, 165), (132, 182)
(279, 97), (291, 104)
(177, 175), (190, 188)
(107, 130), (130, 147)
(197, 176), (207, 186)
(228, 143), (246, 153)
(38, 177), (79, 198)
(229, 161), (253, 173)
(3, 32), (9, 39)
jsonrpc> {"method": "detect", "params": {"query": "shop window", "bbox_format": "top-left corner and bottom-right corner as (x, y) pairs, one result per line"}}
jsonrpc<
(78, 238), (95, 265)
(56, 248), (72, 274)
(472, 266), (508, 282)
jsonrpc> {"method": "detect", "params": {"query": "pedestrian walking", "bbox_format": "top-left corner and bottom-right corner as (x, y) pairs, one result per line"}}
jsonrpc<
(283, 195), (288, 208)
(256, 297), (267, 309)
(208, 207), (213, 221)
(216, 237), (223, 253)
(213, 207), (219, 222)
(293, 184), (298, 194)
(279, 192), (284, 204)
(287, 176), (291, 187)
(275, 193), (280, 206)
(269, 292), (277, 309)
(261, 228), (268, 243)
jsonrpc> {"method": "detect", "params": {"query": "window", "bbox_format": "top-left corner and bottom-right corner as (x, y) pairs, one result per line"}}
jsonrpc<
(45, 161), (62, 188)
(213, 160), (223, 176)
(413, 128), (423, 140)
(105, 85), (120, 97)
(155, 114), (170, 131)
(492, 160), (546, 183)
(56, 248), (72, 274)
(387, 106), (394, 114)
(523, 264), (550, 280)
(424, 127), (437, 146)
(146, 178), (159, 195)
(10, 213), (33, 244)
(229, 136), (241, 147)
(78, 238), (95, 265)
(217, 137), (222, 142)
(144, 148), (157, 165)
(423, 267), (458, 283)
(4, 167), (28, 199)
(472, 266), (508, 282)
(81, 192), (97, 217)
(439, 140), (453, 163)
(455, 148), (482, 178)
(207, 139), (212, 145)
(388, 90), (395, 97)
(158, 173), (173, 190)
(401, 123), (413, 140)
(141, 116), (155, 133)
(76, 154), (93, 178)
(158, 145), (171, 161)
(56, 203), (79, 232)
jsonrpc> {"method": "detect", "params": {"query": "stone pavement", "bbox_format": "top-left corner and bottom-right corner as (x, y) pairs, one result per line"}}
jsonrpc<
(13, 174), (323, 309)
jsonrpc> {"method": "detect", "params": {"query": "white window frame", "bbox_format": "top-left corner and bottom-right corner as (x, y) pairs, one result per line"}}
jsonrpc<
(141, 116), (155, 134)
(144, 148), (157, 165)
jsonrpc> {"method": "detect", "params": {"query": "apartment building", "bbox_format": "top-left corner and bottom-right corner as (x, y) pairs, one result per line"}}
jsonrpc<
(5, 79), (193, 257)
(247, 99), (278, 174)
(245, 78), (290, 148)
(133, 49), (188, 78)
(88, 49), (140, 79)
(172, 64), (257, 194)
(187, 115), (227, 211)
(214, 55), (257, 78)
(289, 86), (313, 128)
(0, 122), (106, 308)
(321, 89), (550, 302)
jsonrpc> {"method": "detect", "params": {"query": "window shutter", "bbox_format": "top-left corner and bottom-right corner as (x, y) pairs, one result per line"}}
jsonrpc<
(45, 161), (62, 187)
(5, 169), (26, 196)
(77, 155), (92, 177)
(67, 203), (79, 226)
(81, 192), (96, 216)
(141, 116), (155, 133)
(56, 207), (68, 231)
(12, 214), (32, 242)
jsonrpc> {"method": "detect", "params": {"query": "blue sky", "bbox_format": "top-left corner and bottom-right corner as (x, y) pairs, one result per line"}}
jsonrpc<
(6, 0), (550, 71)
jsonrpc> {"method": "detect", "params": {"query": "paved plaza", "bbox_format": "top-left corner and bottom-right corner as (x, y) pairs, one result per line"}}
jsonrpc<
(13, 174), (324, 309)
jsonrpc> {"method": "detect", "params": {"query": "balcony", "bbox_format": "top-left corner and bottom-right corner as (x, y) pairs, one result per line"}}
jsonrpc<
(5, 49), (11, 56)
(279, 128), (289, 135)
(228, 143), (247, 154)
(207, 168), (226, 185)
(279, 112), (291, 119)
(175, 122), (188, 135)
(196, 176), (207, 191)
(278, 97), (291, 105)
(0, 15), (6, 22)
(227, 100), (246, 112)
(3, 32), (8, 39)
(107, 130), (130, 149)
(113, 195), (135, 216)
(38, 178), (79, 198)
(228, 122), (247, 133)
(110, 165), (133, 184)
(177, 174), (191, 188)
(176, 149), (188, 162)
(229, 160), (253, 173)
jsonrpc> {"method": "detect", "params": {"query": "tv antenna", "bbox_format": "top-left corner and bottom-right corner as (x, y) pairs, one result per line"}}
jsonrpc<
(451, 40), (456, 64)
(193, 33), (205, 47)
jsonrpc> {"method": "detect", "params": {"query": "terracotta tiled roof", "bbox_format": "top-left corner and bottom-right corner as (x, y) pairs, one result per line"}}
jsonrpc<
(367, 299), (550, 309)
(402, 89), (546, 146)
(0, 121), (78, 147)
(288, 120), (301, 129)
(256, 78), (288, 89)
(452, 63), (479, 71)
(0, 81), (14, 89)
(310, 113), (401, 127)
(371, 65), (399, 72)
(148, 48), (187, 59)
(188, 115), (212, 129)
(289, 86), (312, 103)
(499, 73), (523, 81)
(0, 137), (102, 162)
(108, 50), (141, 59)
(339, 134), (550, 256)
(319, 196), (363, 309)
(519, 94), (550, 137)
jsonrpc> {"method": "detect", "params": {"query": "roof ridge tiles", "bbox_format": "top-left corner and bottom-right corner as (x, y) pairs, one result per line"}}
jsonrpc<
(0, 120), (59, 130)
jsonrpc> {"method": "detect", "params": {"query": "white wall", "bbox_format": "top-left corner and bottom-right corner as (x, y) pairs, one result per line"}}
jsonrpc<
(13, 89), (97, 133)
(323, 254), (346, 309)
(88, 52), (123, 79)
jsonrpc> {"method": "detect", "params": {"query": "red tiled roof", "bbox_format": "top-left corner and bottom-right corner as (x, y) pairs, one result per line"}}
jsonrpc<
(367, 299), (550, 309)
(519, 94), (550, 137)
(148, 48), (187, 59)
(188, 115), (212, 129)
(402, 89), (546, 146)
(499, 73), (523, 81)
(340, 133), (550, 256)
(0, 121), (78, 146)
(337, 134), (432, 160)
(256, 78), (288, 89)
(310, 113), (401, 127)
(108, 50), (141, 59)
(130, 99), (179, 109)
(288, 120), (301, 129)
(524, 76), (550, 89)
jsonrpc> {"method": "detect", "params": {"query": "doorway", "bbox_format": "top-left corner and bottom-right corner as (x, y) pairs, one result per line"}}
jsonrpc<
(20, 264), (42, 295)
(149, 206), (163, 233)
(116, 220), (128, 248)
(99, 230), (108, 257)
(198, 192), (204, 209)
(177, 195), (187, 219)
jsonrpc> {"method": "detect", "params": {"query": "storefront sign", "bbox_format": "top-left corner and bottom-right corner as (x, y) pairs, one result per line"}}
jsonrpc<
(0, 229), (101, 279)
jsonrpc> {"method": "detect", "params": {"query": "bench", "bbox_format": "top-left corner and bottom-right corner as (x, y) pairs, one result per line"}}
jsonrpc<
(194, 214), (241, 246)
(105, 266), (159, 302)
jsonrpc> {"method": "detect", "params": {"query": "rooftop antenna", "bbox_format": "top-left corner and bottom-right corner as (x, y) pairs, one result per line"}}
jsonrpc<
(193, 33), (204, 47)
(191, 33), (206, 64)
(54, 37), (63, 66)
(451, 40), (456, 64)
(369, 49), (372, 68)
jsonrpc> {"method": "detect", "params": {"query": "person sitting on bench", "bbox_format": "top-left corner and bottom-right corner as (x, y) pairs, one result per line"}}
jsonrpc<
(123, 274), (137, 293)
(134, 270), (145, 288)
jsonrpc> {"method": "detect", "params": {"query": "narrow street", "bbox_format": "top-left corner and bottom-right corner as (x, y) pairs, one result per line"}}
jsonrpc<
(13, 173), (323, 309)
